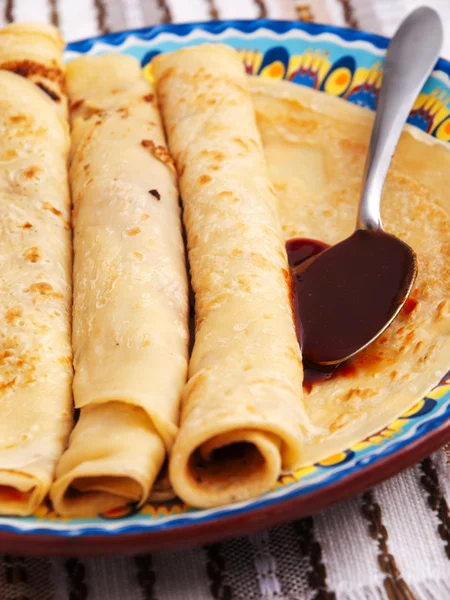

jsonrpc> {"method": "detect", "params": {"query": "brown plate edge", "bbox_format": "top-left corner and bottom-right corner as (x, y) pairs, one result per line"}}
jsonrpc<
(0, 416), (448, 556)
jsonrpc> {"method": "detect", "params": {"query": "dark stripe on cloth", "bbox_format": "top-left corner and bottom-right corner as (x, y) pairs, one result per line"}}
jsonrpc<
(205, 0), (220, 20)
(360, 491), (416, 600)
(293, 517), (336, 600)
(2, 556), (54, 600)
(48, 0), (59, 26)
(419, 457), (450, 560)
(204, 545), (232, 600)
(135, 554), (158, 600)
(94, 0), (109, 34)
(337, 0), (359, 29)
(65, 558), (89, 600)
(253, 0), (268, 19)
(157, 0), (172, 24)
(4, 554), (27, 587)
(4, 0), (14, 23)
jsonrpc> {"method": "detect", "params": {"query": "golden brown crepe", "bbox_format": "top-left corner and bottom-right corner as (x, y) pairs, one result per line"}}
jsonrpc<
(250, 77), (450, 463)
(51, 54), (189, 516)
(0, 22), (67, 120)
(0, 25), (72, 515)
(153, 45), (313, 509)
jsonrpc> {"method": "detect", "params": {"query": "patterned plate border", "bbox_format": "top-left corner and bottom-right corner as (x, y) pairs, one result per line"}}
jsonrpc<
(0, 19), (448, 552)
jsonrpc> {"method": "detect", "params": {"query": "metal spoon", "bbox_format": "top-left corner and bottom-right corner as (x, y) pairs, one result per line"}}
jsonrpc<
(292, 7), (443, 366)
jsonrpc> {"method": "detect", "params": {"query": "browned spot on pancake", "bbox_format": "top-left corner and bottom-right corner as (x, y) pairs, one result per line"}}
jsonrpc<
(352, 349), (387, 372)
(20, 222), (33, 230)
(282, 267), (295, 325)
(143, 93), (154, 103)
(36, 82), (60, 102)
(70, 98), (84, 111)
(216, 191), (233, 198)
(0, 378), (16, 392)
(59, 356), (72, 366)
(200, 149), (226, 162)
(343, 388), (377, 404)
(81, 105), (103, 120)
(133, 251), (144, 260)
(250, 251), (270, 270)
(117, 107), (129, 118)
(0, 60), (64, 87)
(233, 137), (251, 151)
(9, 114), (28, 124)
(42, 202), (62, 217)
(198, 174), (212, 185)
(6, 308), (22, 324)
(0, 350), (13, 363)
(340, 138), (366, 155)
(1, 149), (17, 160)
(157, 66), (175, 87)
(149, 189), (160, 200)
(23, 247), (40, 263)
(141, 139), (175, 172)
(26, 282), (64, 301)
(436, 299), (450, 320)
(402, 297), (418, 316)
(337, 362), (357, 378)
(414, 341), (424, 355)
(23, 166), (41, 180)
(126, 227), (141, 236)
(231, 248), (243, 257)
(140, 214), (150, 221)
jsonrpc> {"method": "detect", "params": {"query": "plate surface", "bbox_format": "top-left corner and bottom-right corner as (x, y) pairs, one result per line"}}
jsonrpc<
(1, 19), (449, 555)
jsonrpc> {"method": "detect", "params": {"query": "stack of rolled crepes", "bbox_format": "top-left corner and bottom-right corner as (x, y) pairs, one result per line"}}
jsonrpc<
(0, 27), (311, 516)
(0, 23), (72, 515)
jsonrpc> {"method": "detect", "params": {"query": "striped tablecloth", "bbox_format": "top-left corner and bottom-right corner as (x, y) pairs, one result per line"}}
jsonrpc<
(0, 2), (449, 599)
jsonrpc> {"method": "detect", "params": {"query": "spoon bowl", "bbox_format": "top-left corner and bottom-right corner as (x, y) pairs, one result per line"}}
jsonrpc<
(293, 230), (417, 365)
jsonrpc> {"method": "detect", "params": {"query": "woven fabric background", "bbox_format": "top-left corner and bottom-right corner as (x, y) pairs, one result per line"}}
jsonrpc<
(0, 1), (448, 599)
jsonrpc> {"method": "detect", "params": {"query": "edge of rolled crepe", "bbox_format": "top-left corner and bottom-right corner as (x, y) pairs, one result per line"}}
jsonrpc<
(0, 22), (67, 119)
(51, 54), (187, 516)
(51, 403), (165, 517)
(0, 458), (52, 516)
(170, 425), (286, 508)
(154, 45), (313, 509)
(0, 59), (72, 515)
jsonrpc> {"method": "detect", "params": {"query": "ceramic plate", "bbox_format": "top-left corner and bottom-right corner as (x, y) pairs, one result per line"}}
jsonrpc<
(1, 19), (449, 556)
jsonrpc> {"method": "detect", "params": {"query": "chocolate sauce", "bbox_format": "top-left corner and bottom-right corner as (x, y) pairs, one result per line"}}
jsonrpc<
(286, 238), (329, 269)
(287, 238), (336, 386)
(289, 230), (416, 366)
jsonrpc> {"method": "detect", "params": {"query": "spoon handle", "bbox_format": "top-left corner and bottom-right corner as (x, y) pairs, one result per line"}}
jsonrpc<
(357, 7), (443, 231)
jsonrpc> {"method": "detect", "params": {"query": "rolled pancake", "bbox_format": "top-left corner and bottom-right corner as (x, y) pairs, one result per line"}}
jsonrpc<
(153, 45), (312, 508)
(51, 55), (189, 516)
(250, 77), (450, 463)
(0, 22), (67, 120)
(0, 28), (72, 514)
